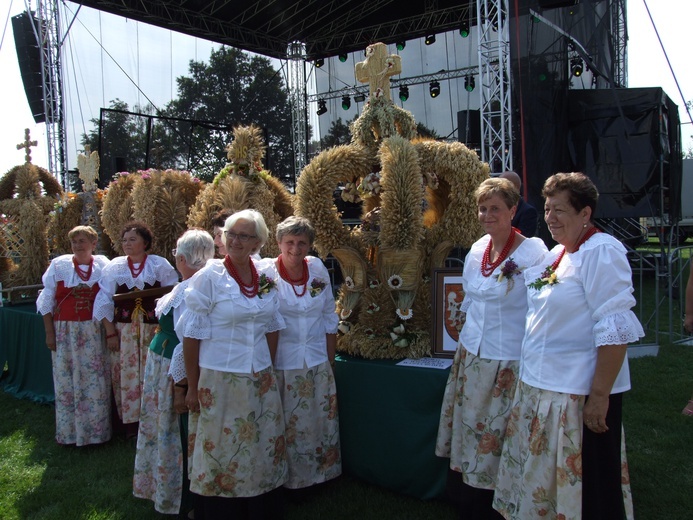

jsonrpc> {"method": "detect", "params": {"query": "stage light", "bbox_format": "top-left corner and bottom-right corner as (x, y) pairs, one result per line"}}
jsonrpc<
(570, 57), (583, 77)
(460, 21), (470, 38)
(315, 58), (324, 68)
(429, 81), (440, 98)
(354, 94), (366, 103)
(341, 96), (351, 110)
(399, 85), (409, 102)
(396, 41), (406, 51)
(338, 53), (348, 63)
(464, 75), (475, 92)
(425, 34), (436, 45)
(317, 99), (327, 115)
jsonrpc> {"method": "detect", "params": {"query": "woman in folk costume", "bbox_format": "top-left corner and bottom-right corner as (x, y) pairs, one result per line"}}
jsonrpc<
(94, 220), (178, 432)
(261, 216), (342, 491)
(435, 178), (547, 519)
(37, 225), (112, 446)
(182, 209), (287, 519)
(133, 229), (215, 516)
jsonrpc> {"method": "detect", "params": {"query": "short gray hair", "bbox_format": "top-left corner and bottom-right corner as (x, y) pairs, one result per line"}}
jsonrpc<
(176, 229), (215, 269)
(223, 209), (268, 255)
(276, 216), (315, 244)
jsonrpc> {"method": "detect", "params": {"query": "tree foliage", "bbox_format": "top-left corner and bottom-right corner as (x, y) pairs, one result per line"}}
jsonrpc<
(82, 48), (294, 186)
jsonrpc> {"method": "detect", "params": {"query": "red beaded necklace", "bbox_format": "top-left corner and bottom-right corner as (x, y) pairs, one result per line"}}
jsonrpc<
(551, 225), (600, 272)
(127, 254), (147, 278)
(224, 255), (259, 298)
(72, 257), (94, 282)
(481, 227), (520, 277)
(278, 255), (309, 297)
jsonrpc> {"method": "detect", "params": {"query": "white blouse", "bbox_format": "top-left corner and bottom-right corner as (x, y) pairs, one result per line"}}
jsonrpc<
(92, 255), (179, 322)
(157, 278), (192, 383)
(519, 233), (645, 395)
(259, 256), (339, 370)
(180, 259), (286, 374)
(459, 236), (548, 360)
(36, 254), (110, 316)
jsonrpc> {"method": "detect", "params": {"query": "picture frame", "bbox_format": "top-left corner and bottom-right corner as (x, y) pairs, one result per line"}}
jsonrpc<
(431, 268), (464, 358)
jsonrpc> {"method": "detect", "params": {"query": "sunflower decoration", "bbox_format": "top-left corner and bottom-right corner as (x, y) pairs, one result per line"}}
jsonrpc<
(0, 161), (63, 290)
(187, 124), (294, 258)
(295, 42), (488, 359)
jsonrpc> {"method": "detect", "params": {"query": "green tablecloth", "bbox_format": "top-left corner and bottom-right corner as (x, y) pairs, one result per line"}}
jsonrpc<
(0, 303), (54, 403)
(334, 354), (450, 500)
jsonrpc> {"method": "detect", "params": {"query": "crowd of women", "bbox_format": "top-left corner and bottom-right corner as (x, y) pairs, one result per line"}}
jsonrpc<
(39, 210), (341, 520)
(37, 171), (648, 520)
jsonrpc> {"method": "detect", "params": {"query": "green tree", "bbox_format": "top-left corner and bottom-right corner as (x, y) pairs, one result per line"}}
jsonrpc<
(318, 117), (355, 149)
(163, 47), (293, 183)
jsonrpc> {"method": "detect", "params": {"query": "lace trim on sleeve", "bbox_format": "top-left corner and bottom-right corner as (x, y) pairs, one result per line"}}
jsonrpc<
(167, 344), (187, 383)
(594, 310), (645, 347)
(155, 279), (189, 318)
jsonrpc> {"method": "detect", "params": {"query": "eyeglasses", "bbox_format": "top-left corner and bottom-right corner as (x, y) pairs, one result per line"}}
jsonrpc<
(227, 232), (257, 243)
(171, 248), (178, 256)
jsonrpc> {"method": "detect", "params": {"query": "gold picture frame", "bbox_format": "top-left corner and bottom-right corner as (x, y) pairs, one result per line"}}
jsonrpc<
(431, 268), (464, 358)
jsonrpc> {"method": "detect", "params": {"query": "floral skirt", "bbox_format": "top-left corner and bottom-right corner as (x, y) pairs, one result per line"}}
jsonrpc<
(276, 361), (342, 489)
(110, 320), (157, 424)
(435, 346), (518, 490)
(188, 367), (287, 497)
(492, 381), (634, 520)
(52, 320), (111, 446)
(133, 352), (182, 514)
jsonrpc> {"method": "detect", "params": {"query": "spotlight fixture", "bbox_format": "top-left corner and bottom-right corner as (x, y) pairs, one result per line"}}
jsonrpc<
(354, 94), (366, 103)
(338, 53), (348, 63)
(396, 41), (406, 51)
(425, 34), (436, 45)
(460, 21), (470, 38)
(317, 99), (327, 115)
(429, 81), (440, 98)
(341, 96), (351, 110)
(570, 57), (584, 77)
(399, 85), (409, 102)
(464, 75), (475, 92)
(315, 58), (325, 68)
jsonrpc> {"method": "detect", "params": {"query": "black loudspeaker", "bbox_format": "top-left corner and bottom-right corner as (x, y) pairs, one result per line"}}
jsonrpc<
(12, 11), (50, 124)
(457, 110), (481, 146)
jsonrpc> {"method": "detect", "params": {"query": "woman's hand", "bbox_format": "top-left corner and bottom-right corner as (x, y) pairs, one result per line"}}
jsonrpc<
(173, 382), (188, 414)
(105, 332), (120, 352)
(583, 393), (609, 434)
(45, 332), (57, 351)
(186, 386), (200, 413)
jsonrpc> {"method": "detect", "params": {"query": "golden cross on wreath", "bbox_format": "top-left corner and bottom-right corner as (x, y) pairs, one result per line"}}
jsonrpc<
(16, 128), (38, 165)
(355, 42), (402, 102)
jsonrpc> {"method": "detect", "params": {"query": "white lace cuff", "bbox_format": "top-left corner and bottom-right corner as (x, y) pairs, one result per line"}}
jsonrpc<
(594, 310), (645, 347)
(168, 344), (187, 383)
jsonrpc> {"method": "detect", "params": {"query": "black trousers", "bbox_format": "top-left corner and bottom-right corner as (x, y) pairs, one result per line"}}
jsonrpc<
(582, 392), (627, 520)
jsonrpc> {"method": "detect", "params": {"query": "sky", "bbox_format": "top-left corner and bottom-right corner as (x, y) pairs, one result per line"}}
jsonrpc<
(1, 0), (691, 178)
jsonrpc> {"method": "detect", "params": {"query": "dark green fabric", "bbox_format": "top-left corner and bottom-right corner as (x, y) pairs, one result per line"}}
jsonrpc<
(334, 353), (450, 500)
(148, 310), (178, 359)
(0, 303), (55, 403)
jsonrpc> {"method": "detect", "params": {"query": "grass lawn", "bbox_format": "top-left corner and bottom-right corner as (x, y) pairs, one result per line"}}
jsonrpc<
(1, 340), (692, 519)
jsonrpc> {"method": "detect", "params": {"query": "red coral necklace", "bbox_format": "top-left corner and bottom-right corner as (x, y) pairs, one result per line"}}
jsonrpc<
(128, 254), (147, 278)
(278, 255), (308, 297)
(552, 226), (600, 271)
(73, 257), (94, 282)
(224, 255), (259, 298)
(481, 228), (520, 277)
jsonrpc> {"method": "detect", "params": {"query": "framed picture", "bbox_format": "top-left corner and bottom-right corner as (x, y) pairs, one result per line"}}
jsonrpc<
(431, 268), (464, 358)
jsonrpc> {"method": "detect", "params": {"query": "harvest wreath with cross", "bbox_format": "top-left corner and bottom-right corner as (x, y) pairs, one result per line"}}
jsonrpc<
(295, 42), (489, 360)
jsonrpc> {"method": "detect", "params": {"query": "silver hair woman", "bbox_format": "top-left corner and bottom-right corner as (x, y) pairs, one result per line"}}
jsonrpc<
(133, 228), (215, 516)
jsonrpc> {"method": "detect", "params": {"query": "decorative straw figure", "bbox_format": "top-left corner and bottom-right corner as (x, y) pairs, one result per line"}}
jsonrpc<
(296, 43), (488, 359)
(186, 124), (294, 258)
(0, 135), (63, 290)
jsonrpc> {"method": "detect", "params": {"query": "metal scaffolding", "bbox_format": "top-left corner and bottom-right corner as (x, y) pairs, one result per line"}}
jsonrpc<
(476, 0), (512, 173)
(610, 0), (627, 88)
(36, 0), (67, 186)
(286, 42), (309, 185)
